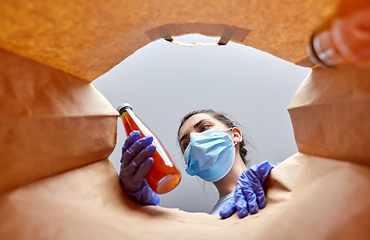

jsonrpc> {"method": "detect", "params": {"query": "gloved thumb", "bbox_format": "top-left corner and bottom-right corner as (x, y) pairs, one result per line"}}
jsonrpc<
(249, 161), (273, 184)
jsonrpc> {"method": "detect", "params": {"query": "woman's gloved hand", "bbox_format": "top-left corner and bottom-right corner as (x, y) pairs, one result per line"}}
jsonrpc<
(119, 130), (160, 206)
(219, 161), (274, 219)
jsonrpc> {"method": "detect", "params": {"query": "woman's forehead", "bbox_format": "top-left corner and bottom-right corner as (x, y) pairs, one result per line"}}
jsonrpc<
(182, 113), (211, 127)
(179, 113), (223, 136)
(187, 112), (213, 123)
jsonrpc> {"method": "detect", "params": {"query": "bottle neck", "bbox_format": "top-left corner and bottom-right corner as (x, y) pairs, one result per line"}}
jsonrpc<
(119, 106), (134, 117)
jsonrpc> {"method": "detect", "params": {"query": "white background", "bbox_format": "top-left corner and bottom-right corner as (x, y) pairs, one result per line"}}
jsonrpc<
(93, 34), (311, 213)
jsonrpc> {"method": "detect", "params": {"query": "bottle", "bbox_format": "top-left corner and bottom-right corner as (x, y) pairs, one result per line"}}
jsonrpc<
(307, 0), (370, 69)
(117, 103), (181, 194)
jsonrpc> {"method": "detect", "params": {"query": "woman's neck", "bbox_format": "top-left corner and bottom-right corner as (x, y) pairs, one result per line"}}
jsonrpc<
(213, 155), (247, 199)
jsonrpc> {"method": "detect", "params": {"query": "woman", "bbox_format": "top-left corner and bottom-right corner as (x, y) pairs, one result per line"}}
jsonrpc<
(119, 109), (275, 218)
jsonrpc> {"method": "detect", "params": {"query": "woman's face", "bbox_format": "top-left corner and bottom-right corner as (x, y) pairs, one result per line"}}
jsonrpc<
(178, 113), (229, 153)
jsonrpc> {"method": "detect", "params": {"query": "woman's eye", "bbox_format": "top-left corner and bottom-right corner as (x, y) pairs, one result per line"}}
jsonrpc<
(183, 142), (189, 152)
(201, 124), (210, 132)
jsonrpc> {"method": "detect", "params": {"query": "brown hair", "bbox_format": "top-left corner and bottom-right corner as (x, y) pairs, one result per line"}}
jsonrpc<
(178, 109), (249, 166)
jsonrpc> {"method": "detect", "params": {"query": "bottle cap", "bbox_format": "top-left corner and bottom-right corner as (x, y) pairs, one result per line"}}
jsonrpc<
(116, 103), (133, 115)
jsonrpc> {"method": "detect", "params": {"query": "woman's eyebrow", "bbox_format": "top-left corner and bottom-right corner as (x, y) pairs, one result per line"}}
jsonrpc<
(179, 134), (188, 145)
(193, 119), (207, 129)
(179, 119), (210, 144)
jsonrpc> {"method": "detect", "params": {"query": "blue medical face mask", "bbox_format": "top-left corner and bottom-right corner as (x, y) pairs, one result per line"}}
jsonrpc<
(184, 127), (236, 182)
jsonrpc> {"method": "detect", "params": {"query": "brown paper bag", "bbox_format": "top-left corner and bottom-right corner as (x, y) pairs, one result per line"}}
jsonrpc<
(0, 0), (338, 80)
(1, 154), (369, 240)
(1, 0), (370, 239)
(288, 66), (370, 165)
(0, 48), (118, 193)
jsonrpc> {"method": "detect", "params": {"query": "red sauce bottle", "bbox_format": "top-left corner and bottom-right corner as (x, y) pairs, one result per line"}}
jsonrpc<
(307, 0), (370, 69)
(117, 103), (181, 194)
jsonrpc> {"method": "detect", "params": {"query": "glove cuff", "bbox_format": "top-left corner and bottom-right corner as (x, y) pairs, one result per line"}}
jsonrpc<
(125, 183), (160, 206)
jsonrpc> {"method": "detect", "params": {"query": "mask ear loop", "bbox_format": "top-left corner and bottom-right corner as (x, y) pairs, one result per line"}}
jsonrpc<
(223, 127), (234, 132)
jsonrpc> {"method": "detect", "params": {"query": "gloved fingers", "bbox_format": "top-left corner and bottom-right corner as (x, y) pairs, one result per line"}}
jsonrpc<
(219, 196), (236, 219)
(134, 157), (154, 183)
(255, 186), (266, 209)
(122, 131), (141, 157)
(247, 161), (273, 209)
(123, 144), (156, 176)
(246, 170), (266, 209)
(240, 181), (259, 215)
(121, 135), (154, 168)
(234, 185), (249, 218)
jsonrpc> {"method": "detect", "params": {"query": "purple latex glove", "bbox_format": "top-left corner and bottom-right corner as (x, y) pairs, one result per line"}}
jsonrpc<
(119, 130), (160, 206)
(219, 161), (274, 219)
